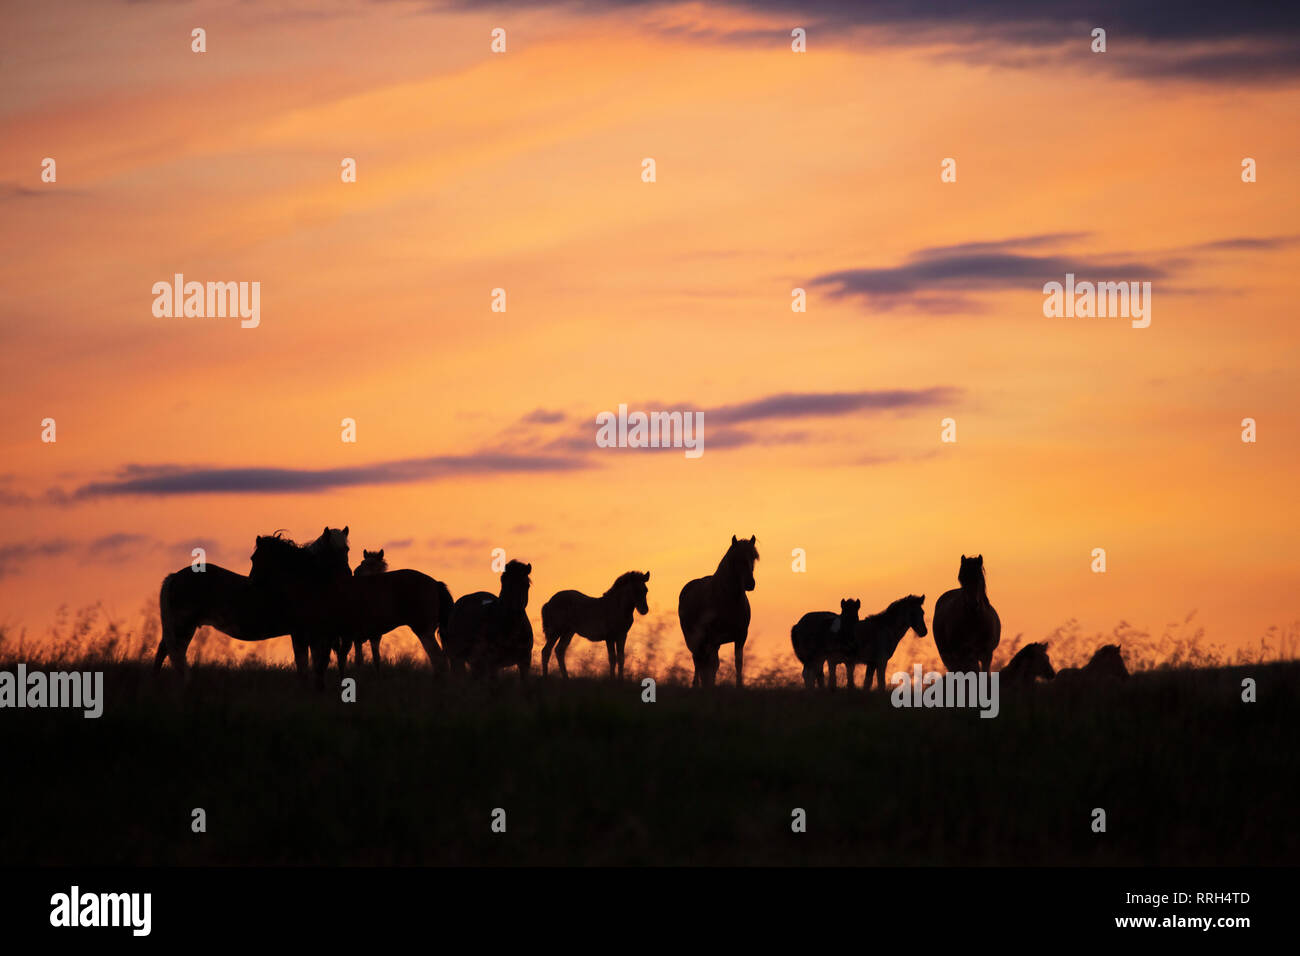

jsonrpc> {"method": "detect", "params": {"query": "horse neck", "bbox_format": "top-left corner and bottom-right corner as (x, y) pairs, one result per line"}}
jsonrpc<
(605, 584), (637, 619)
(873, 605), (912, 655)
(961, 578), (989, 606)
(713, 550), (747, 592)
(499, 579), (529, 610)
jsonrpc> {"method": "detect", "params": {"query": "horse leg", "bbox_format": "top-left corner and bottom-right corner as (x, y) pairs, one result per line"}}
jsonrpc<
(605, 640), (617, 680)
(292, 635), (310, 682)
(163, 618), (197, 680)
(310, 633), (330, 691)
(734, 640), (745, 688)
(416, 628), (447, 677)
(555, 633), (574, 679)
(540, 628), (558, 677)
(369, 635), (382, 672)
(801, 664), (816, 689)
(827, 657), (838, 691)
(616, 637), (626, 680)
(844, 661), (855, 690)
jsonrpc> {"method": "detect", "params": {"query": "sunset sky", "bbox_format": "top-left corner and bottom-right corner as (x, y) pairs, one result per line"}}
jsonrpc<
(2, 1), (1298, 672)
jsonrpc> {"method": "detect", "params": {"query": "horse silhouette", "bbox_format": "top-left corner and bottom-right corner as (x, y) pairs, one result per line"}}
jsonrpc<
(790, 598), (860, 689)
(341, 548), (387, 670)
(830, 594), (928, 690)
(678, 535), (759, 687)
(1056, 643), (1128, 682)
(250, 531), (451, 686)
(443, 560), (533, 679)
(1001, 642), (1055, 685)
(155, 526), (349, 680)
(540, 571), (650, 679)
(933, 554), (1001, 673)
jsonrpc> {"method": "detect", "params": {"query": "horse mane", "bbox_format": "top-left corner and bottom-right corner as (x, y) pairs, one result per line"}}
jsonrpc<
(604, 570), (646, 597)
(958, 559), (986, 595)
(717, 537), (759, 575)
(875, 594), (922, 621)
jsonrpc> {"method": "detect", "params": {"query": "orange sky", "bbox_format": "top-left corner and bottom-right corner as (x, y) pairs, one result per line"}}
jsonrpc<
(2, 1), (1298, 673)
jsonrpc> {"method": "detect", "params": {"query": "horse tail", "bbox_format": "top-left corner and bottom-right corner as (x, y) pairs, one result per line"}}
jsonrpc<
(155, 573), (176, 674)
(436, 580), (454, 636)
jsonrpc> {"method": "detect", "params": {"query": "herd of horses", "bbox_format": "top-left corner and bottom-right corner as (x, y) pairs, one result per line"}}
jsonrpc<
(155, 529), (1129, 688)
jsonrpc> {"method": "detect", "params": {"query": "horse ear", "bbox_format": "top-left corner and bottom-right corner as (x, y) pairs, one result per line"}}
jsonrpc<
(323, 525), (329, 534)
(731, 535), (738, 545)
(643, 571), (650, 581)
(749, 534), (756, 544)
(525, 563), (532, 573)
(377, 548), (384, 558)
(343, 525), (349, 536)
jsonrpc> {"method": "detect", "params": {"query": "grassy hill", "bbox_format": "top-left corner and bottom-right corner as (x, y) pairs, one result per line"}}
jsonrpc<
(1, 657), (1296, 865)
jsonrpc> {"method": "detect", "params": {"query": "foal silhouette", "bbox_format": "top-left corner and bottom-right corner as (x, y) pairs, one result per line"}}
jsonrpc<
(541, 571), (650, 679)
(678, 535), (759, 687)
(791, 598), (859, 689)
(831, 594), (927, 691)
(342, 548), (387, 670)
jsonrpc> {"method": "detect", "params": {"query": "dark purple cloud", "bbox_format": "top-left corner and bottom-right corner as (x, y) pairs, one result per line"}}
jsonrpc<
(809, 235), (1169, 312)
(70, 452), (591, 499)
(452, 1), (1300, 81)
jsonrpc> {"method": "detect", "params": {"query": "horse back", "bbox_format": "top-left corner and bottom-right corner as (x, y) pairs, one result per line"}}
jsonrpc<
(791, 611), (836, 663)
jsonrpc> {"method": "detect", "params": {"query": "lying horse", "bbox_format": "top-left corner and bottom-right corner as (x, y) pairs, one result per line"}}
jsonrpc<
(679, 535), (759, 687)
(250, 533), (451, 685)
(155, 526), (349, 679)
(443, 560), (533, 679)
(829, 594), (927, 690)
(790, 598), (860, 689)
(540, 571), (650, 679)
(1056, 644), (1128, 683)
(1001, 642), (1056, 685)
(933, 554), (1000, 673)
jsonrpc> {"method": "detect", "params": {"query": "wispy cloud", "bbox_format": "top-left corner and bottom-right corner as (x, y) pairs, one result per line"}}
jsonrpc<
(810, 233), (1174, 313)
(68, 452), (591, 499)
(515, 0), (1300, 82)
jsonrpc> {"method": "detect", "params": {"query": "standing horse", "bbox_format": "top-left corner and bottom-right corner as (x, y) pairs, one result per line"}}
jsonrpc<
(1001, 642), (1056, 685)
(791, 598), (860, 689)
(678, 535), (759, 687)
(443, 560), (533, 679)
(540, 571), (650, 679)
(250, 533), (452, 686)
(341, 548), (387, 670)
(831, 594), (927, 691)
(154, 526), (349, 679)
(932, 554), (1001, 673)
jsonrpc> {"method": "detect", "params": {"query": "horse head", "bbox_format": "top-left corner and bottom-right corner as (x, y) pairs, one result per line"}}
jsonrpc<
(727, 534), (760, 591)
(250, 532), (304, 584)
(839, 598), (860, 624)
(356, 548), (388, 576)
(1088, 643), (1128, 678)
(500, 560), (532, 609)
(957, 554), (986, 594)
(904, 594), (927, 637)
